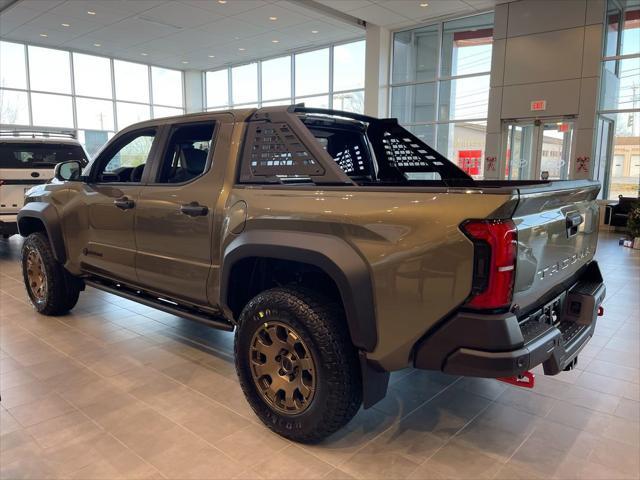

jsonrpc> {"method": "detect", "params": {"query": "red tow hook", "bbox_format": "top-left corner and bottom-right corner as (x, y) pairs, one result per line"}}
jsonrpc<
(497, 370), (535, 389)
(598, 306), (604, 317)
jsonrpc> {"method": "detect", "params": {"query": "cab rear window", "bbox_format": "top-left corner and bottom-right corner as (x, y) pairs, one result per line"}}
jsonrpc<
(0, 143), (88, 169)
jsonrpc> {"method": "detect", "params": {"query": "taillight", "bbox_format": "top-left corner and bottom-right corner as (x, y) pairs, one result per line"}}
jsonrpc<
(461, 219), (517, 310)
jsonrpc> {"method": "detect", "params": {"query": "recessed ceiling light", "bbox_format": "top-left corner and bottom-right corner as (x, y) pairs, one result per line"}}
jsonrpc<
(182, 61), (189, 64)
(238, 47), (246, 51)
(61, 23), (70, 27)
(93, 43), (101, 47)
(141, 53), (148, 56)
(269, 16), (277, 21)
(218, 0), (227, 3)
(208, 55), (216, 58)
(87, 10), (96, 15)
(272, 39), (279, 43)
(311, 30), (319, 34)
(420, 2), (429, 6)
(39, 33), (48, 37)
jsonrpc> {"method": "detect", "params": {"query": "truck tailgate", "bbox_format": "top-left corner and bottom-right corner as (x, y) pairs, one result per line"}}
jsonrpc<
(0, 168), (52, 215)
(511, 180), (601, 311)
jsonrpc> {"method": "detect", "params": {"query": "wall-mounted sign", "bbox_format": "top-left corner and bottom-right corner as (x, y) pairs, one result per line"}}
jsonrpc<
(458, 149), (482, 176)
(576, 156), (590, 173)
(531, 100), (547, 111)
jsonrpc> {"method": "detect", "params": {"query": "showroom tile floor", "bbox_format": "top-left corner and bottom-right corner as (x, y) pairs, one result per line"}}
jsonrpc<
(0, 232), (638, 480)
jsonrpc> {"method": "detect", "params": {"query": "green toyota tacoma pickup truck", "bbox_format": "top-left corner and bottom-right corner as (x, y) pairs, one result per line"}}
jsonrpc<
(17, 106), (606, 442)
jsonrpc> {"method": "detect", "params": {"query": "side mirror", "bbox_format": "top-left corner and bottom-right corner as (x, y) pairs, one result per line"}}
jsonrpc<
(54, 160), (82, 181)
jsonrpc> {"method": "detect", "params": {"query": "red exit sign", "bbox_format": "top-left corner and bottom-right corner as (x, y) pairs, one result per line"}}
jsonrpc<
(531, 100), (547, 111)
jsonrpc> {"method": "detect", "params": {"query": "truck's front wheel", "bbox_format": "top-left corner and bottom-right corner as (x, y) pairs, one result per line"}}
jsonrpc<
(21, 232), (81, 315)
(234, 287), (362, 443)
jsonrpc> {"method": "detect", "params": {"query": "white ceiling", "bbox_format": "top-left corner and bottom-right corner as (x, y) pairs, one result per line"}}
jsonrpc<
(315, 0), (495, 29)
(0, 0), (495, 71)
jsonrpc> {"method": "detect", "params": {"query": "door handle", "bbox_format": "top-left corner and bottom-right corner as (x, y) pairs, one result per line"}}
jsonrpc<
(180, 202), (208, 217)
(114, 197), (135, 210)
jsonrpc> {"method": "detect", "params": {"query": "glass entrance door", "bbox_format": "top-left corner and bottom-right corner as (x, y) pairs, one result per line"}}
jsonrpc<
(505, 123), (536, 180)
(539, 121), (573, 180)
(594, 117), (615, 198)
(503, 119), (575, 180)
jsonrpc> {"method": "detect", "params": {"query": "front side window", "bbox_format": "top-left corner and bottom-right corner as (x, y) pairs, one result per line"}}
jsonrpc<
(157, 123), (215, 184)
(95, 130), (156, 183)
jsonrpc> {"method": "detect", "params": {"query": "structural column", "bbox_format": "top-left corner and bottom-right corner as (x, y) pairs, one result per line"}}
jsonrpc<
(484, 0), (605, 180)
(184, 70), (204, 113)
(364, 24), (391, 118)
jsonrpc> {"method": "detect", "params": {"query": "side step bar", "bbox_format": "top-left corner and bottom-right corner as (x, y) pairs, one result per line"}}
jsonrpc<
(84, 278), (234, 332)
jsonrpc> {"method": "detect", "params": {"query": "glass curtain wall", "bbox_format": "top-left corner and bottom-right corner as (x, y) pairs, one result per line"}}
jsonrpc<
(205, 40), (365, 113)
(0, 41), (185, 156)
(390, 13), (493, 179)
(598, 0), (640, 199)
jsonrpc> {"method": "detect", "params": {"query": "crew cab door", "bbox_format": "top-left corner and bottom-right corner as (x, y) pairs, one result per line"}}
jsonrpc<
(79, 127), (160, 284)
(134, 117), (230, 305)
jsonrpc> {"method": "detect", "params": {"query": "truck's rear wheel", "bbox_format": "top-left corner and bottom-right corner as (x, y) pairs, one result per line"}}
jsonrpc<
(21, 232), (81, 315)
(234, 287), (362, 443)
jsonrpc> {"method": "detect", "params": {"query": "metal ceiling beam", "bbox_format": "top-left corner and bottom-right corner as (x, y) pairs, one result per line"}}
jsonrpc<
(293, 0), (366, 29)
(0, 0), (20, 14)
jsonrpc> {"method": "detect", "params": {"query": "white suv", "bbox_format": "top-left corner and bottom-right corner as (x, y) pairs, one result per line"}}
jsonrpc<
(0, 128), (89, 238)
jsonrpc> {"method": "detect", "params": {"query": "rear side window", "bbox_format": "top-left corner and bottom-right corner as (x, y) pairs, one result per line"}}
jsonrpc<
(157, 122), (215, 184)
(307, 125), (372, 179)
(0, 143), (87, 168)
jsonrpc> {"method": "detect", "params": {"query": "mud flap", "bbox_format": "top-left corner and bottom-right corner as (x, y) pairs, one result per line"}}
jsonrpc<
(360, 352), (390, 409)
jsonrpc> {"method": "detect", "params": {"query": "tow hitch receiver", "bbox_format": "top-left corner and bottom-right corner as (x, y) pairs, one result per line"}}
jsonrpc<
(497, 370), (535, 389)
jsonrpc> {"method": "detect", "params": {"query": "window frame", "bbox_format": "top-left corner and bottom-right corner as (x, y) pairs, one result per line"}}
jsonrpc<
(0, 40), (185, 154)
(388, 11), (494, 172)
(203, 39), (366, 113)
(597, 0), (640, 199)
(89, 126), (160, 185)
(146, 119), (220, 186)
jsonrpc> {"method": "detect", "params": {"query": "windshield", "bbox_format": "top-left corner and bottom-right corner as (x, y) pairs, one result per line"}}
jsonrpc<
(0, 143), (88, 169)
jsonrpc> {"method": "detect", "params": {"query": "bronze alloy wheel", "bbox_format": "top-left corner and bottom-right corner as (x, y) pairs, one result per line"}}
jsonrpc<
(25, 248), (47, 302)
(249, 320), (317, 415)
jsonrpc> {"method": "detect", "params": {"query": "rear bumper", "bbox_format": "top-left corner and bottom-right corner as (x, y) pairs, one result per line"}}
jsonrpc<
(0, 214), (18, 235)
(414, 261), (605, 377)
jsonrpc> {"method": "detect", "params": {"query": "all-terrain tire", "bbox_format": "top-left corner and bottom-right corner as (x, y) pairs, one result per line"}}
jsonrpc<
(21, 232), (81, 315)
(234, 287), (362, 443)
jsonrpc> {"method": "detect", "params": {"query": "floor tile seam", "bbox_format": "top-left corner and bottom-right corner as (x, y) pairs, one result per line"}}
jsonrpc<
(318, 377), (465, 472)
(574, 368), (640, 396)
(407, 396), (502, 478)
(59, 353), (248, 471)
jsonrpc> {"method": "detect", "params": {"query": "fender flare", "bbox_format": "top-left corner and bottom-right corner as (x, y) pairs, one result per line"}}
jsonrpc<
(17, 203), (67, 263)
(221, 230), (377, 352)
